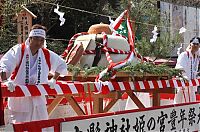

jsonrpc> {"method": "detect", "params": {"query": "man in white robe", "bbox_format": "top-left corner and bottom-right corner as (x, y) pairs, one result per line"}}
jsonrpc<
(174, 37), (200, 104)
(0, 24), (68, 123)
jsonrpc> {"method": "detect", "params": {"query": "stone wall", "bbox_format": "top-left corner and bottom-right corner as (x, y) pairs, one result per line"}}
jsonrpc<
(161, 0), (200, 8)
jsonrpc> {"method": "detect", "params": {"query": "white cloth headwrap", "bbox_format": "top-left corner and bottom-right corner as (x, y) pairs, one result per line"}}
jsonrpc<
(29, 29), (46, 38)
(191, 38), (199, 44)
(28, 29), (47, 48)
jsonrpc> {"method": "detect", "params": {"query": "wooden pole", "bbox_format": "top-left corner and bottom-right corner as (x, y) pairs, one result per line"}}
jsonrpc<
(128, 0), (131, 14)
(0, 82), (5, 126)
(127, 0), (136, 42)
(127, 0), (134, 28)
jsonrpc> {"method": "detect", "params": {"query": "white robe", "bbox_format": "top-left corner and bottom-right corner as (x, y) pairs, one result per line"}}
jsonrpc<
(0, 42), (68, 123)
(174, 51), (199, 104)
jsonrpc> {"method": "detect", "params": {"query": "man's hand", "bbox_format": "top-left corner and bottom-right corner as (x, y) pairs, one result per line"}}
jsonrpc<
(3, 80), (16, 92)
(181, 75), (189, 84)
(48, 78), (56, 89)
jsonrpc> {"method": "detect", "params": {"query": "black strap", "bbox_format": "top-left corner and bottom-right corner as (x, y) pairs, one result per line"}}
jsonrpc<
(92, 35), (103, 67)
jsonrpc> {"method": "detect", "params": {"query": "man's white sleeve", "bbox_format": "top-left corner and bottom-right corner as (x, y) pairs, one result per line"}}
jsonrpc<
(49, 51), (68, 76)
(0, 45), (21, 78)
(175, 53), (187, 71)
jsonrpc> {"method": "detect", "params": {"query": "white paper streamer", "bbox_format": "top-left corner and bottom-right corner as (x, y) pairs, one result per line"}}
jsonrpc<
(150, 25), (158, 43)
(179, 27), (187, 34)
(54, 4), (65, 26)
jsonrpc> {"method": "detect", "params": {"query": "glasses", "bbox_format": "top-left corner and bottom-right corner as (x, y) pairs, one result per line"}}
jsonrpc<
(192, 43), (200, 46)
(31, 37), (45, 42)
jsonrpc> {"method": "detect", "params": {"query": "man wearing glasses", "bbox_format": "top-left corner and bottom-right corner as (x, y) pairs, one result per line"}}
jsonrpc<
(174, 37), (200, 104)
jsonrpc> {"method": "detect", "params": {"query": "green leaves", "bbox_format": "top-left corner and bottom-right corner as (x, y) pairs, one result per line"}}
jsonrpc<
(0, 0), (27, 54)
(83, 66), (106, 77)
(121, 62), (182, 78)
(136, 32), (181, 58)
(67, 62), (183, 81)
(67, 64), (81, 81)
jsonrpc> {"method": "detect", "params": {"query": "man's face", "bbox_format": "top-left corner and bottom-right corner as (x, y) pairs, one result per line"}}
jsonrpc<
(29, 36), (45, 49)
(191, 43), (200, 52)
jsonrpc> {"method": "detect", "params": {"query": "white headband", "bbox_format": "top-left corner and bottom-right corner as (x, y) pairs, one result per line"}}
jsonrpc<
(29, 29), (46, 38)
(191, 38), (199, 44)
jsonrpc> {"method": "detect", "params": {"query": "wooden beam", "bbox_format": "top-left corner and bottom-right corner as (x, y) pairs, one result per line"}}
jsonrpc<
(126, 91), (145, 108)
(134, 88), (175, 93)
(0, 82), (5, 125)
(83, 82), (95, 92)
(91, 91), (121, 99)
(93, 97), (103, 114)
(47, 96), (64, 116)
(102, 91), (122, 112)
(152, 91), (160, 107)
(65, 95), (85, 116)
(103, 98), (119, 113)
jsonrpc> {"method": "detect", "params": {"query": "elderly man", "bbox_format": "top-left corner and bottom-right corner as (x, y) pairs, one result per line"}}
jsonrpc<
(0, 24), (68, 123)
(174, 37), (200, 104)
